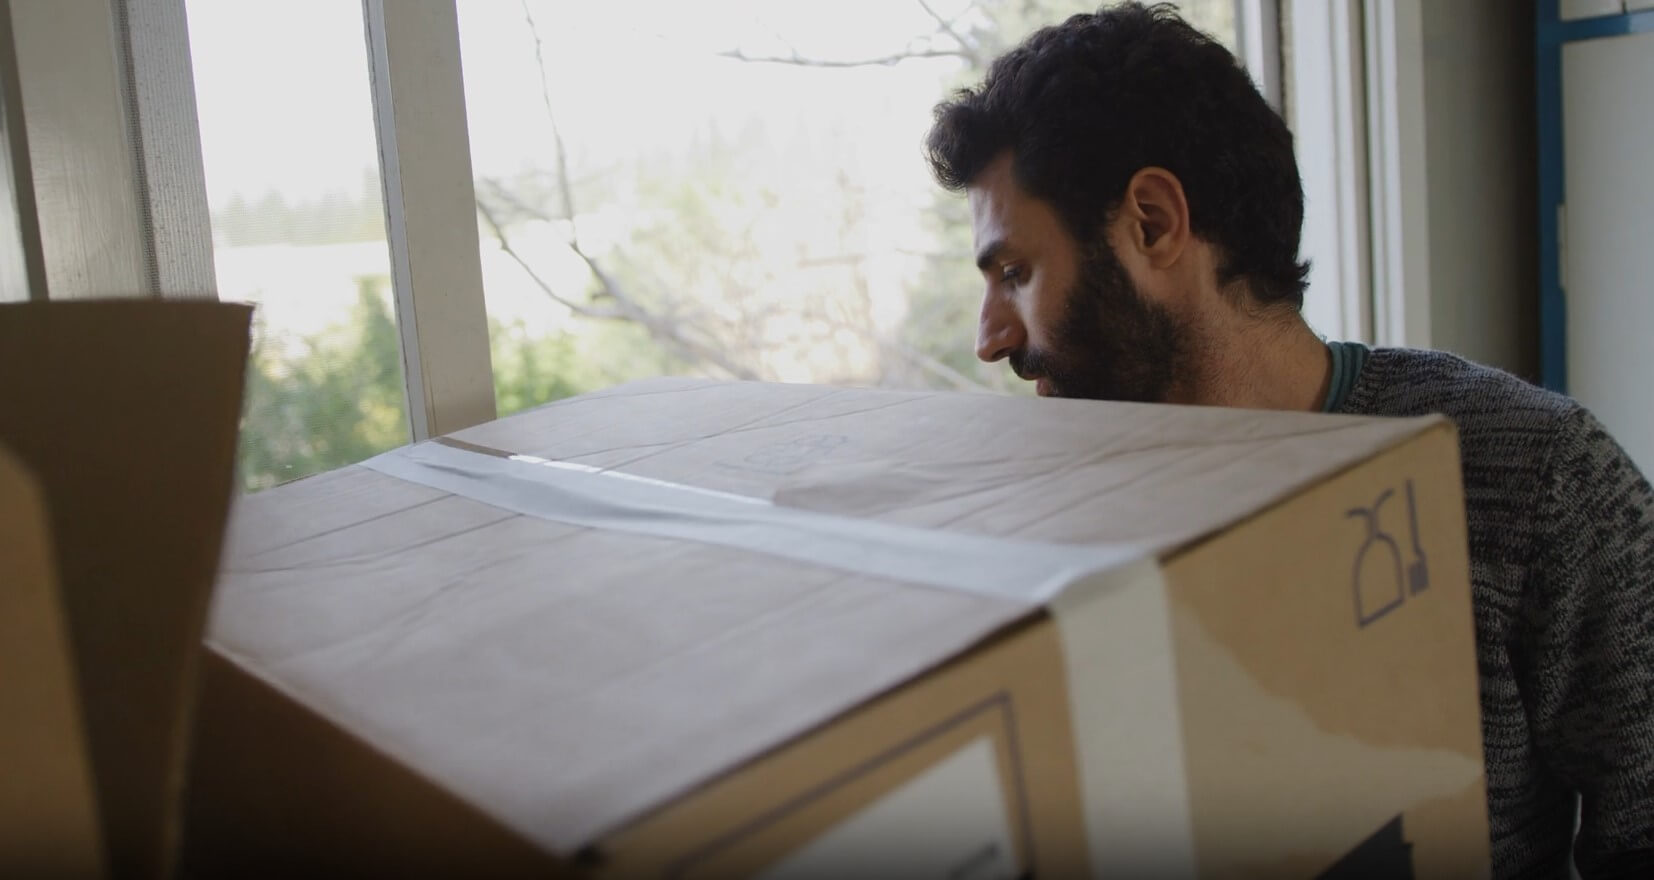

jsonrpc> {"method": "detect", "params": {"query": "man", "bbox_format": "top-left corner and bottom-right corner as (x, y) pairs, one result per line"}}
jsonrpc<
(925, 3), (1653, 877)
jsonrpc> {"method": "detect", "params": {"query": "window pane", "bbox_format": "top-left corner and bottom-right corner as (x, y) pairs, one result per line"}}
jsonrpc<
(458, 1), (1237, 416)
(185, 0), (409, 491)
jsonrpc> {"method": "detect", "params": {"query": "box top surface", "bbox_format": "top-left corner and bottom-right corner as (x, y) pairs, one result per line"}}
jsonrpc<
(212, 377), (1438, 854)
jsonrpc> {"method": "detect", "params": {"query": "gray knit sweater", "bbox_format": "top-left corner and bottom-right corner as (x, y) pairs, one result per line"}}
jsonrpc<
(1335, 348), (1654, 878)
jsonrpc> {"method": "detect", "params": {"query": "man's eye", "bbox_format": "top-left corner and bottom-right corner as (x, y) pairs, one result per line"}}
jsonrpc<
(1001, 265), (1025, 285)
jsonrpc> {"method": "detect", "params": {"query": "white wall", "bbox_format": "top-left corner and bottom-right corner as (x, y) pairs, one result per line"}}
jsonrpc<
(1419, 0), (1539, 380)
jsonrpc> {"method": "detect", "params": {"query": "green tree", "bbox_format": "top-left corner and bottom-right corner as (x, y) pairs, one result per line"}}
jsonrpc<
(237, 276), (406, 491)
(216, 185), (386, 248)
(488, 317), (675, 417)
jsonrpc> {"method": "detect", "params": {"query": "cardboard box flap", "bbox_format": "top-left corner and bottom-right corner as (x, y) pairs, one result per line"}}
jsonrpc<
(0, 443), (104, 876)
(0, 300), (252, 877)
(209, 378), (1441, 856)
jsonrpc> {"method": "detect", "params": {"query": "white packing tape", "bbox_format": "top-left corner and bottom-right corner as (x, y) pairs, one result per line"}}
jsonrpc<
(359, 440), (1149, 605)
(1051, 563), (1198, 878)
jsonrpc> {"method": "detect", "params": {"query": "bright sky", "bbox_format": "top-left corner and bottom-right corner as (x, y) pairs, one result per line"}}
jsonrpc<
(185, 0), (985, 209)
(186, 0), (383, 205)
(184, 0), (1238, 350)
(186, 0), (1234, 209)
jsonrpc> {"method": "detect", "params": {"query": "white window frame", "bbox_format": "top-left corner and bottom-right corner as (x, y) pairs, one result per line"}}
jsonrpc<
(0, 0), (218, 301)
(1362, 0), (1431, 349)
(1286, 0), (1431, 348)
(9, 0), (1436, 451)
(0, 0), (149, 301)
(363, 0), (496, 439)
(112, 0), (218, 298)
(1238, 0), (1284, 110)
(1288, 0), (1372, 343)
(0, 0), (496, 442)
(0, 8), (40, 303)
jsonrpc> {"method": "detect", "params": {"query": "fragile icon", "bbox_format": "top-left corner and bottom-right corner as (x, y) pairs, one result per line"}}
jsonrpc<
(1348, 480), (1429, 628)
(1349, 489), (1406, 628)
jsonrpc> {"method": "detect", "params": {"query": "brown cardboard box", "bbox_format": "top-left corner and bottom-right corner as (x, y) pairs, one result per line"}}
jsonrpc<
(0, 300), (252, 879)
(0, 443), (104, 878)
(186, 378), (1490, 878)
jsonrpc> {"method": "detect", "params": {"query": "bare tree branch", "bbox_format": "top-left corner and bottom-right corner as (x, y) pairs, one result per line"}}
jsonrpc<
(718, 47), (969, 68)
(480, 8), (763, 381)
(878, 337), (990, 392)
(479, 181), (761, 381)
(520, 1), (579, 233)
(481, 179), (557, 226)
(915, 0), (982, 66)
(495, 3), (988, 390)
(476, 198), (622, 321)
(796, 295), (989, 393)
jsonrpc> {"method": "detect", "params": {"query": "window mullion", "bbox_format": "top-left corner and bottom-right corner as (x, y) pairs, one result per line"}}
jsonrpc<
(1237, 0), (1285, 111)
(363, 0), (495, 441)
(0, 0), (148, 301)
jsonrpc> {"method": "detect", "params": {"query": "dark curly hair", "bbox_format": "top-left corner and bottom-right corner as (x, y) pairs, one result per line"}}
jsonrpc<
(926, 2), (1309, 308)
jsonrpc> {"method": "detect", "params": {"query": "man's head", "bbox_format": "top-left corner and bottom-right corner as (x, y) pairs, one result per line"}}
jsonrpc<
(926, 2), (1307, 402)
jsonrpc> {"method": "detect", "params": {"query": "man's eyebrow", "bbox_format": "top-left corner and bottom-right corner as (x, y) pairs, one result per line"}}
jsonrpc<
(975, 238), (1006, 272)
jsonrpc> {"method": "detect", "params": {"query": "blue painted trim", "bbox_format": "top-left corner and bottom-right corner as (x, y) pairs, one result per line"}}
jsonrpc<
(1537, 3), (1654, 393)
(1542, 7), (1654, 45)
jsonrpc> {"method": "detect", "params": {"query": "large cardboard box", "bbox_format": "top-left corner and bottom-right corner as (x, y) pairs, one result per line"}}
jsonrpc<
(0, 301), (252, 878)
(186, 379), (1491, 878)
(0, 443), (104, 878)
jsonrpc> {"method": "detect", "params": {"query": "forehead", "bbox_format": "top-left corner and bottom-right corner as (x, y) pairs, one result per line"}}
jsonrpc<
(966, 153), (1071, 258)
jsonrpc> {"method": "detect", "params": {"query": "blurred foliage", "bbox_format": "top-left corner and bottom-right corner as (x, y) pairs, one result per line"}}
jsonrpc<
(237, 275), (673, 491)
(238, 277), (405, 491)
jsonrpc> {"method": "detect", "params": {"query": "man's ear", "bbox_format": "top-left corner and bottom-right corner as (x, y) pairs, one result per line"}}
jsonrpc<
(1117, 167), (1191, 268)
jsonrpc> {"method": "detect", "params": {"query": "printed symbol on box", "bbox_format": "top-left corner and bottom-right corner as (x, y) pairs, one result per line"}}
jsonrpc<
(1349, 480), (1430, 628)
(721, 434), (849, 475)
(1402, 480), (1429, 595)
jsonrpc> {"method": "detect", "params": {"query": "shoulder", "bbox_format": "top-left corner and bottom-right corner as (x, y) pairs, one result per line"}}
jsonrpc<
(1344, 347), (1652, 512)
(1340, 347), (1576, 427)
(1342, 348), (1585, 467)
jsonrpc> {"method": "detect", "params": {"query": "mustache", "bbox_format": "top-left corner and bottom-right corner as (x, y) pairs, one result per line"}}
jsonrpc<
(1008, 348), (1054, 382)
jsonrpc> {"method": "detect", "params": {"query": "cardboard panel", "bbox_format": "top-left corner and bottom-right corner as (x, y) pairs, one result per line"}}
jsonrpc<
(185, 617), (1085, 880)
(194, 378), (1479, 876)
(598, 618), (1088, 879)
(180, 653), (556, 879)
(1165, 425), (1490, 878)
(204, 463), (1030, 858)
(0, 444), (104, 877)
(0, 301), (251, 878)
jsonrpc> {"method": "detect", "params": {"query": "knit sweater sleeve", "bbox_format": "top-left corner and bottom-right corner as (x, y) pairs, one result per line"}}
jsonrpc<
(1526, 405), (1654, 876)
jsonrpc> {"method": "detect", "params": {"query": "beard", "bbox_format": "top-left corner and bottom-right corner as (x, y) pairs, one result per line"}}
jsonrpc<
(1009, 245), (1192, 403)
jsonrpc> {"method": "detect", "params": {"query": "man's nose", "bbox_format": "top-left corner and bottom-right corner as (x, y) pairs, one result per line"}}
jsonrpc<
(976, 294), (1025, 363)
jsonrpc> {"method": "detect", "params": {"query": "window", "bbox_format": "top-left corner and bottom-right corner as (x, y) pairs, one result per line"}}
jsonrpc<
(133, 1), (1258, 489)
(184, 0), (409, 490)
(457, 0), (1240, 416)
(23, 0), (1427, 492)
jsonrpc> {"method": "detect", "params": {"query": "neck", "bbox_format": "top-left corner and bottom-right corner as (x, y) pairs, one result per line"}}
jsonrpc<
(1179, 306), (1331, 411)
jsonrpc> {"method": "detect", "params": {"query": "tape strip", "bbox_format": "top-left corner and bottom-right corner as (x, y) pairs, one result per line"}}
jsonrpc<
(359, 440), (1147, 605)
(1051, 563), (1198, 878)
